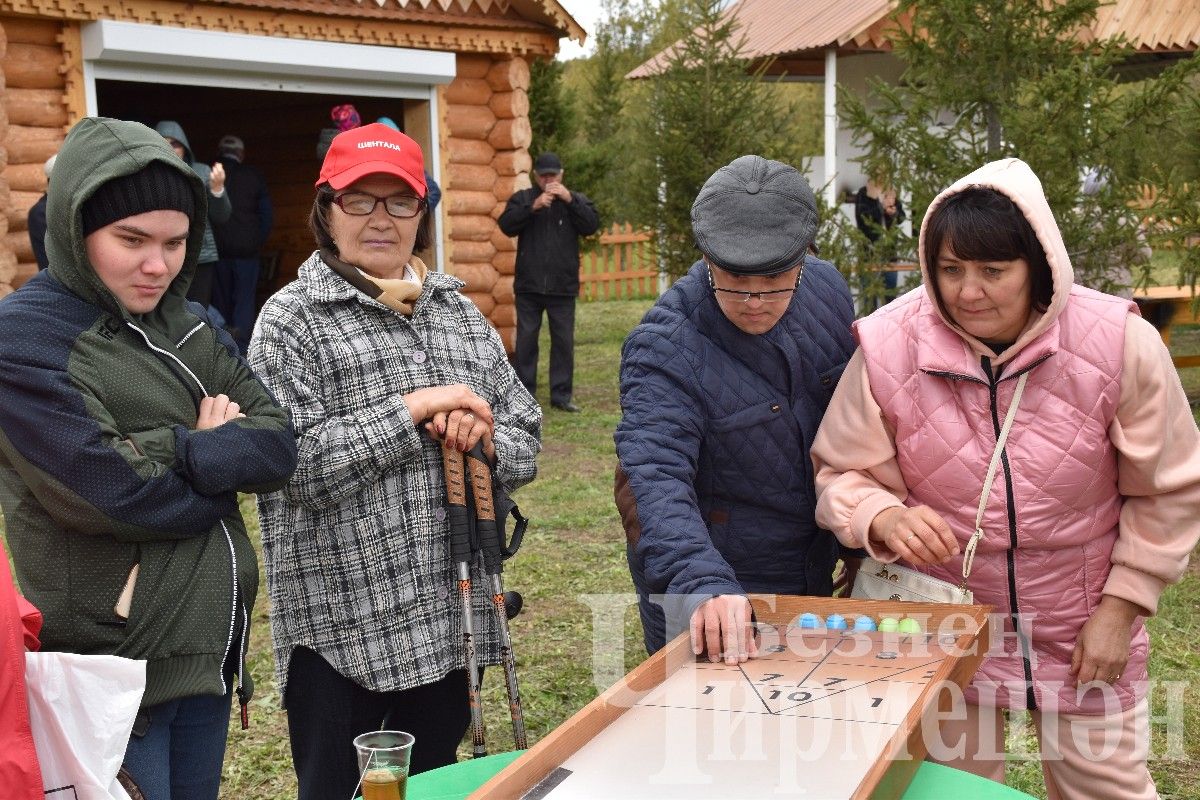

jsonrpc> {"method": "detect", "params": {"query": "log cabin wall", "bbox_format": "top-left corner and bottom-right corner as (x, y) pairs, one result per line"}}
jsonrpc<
(443, 52), (531, 353)
(0, 16), (67, 297)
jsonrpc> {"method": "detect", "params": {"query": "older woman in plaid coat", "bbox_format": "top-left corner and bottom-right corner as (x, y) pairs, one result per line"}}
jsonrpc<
(249, 124), (541, 799)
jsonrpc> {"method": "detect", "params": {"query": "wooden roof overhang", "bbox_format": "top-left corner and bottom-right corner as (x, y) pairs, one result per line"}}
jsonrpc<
(0, 0), (584, 57)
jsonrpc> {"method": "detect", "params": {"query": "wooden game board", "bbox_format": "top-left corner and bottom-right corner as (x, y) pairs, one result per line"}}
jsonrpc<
(471, 595), (991, 800)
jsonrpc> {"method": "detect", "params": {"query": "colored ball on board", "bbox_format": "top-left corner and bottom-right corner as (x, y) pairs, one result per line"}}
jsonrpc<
(853, 615), (877, 631)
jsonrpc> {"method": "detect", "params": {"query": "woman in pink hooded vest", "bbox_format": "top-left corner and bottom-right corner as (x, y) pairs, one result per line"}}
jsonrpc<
(812, 158), (1200, 799)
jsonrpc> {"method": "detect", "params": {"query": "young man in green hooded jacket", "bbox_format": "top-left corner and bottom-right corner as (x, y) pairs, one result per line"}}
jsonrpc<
(0, 117), (297, 800)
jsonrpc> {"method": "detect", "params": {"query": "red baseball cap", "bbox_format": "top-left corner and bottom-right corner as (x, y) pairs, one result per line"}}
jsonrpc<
(317, 123), (427, 197)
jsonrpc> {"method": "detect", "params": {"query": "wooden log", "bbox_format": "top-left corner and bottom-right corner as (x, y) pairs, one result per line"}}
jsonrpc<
(491, 228), (516, 252)
(0, 247), (16, 284)
(451, 261), (498, 294)
(443, 77), (492, 107)
(489, 89), (529, 121)
(464, 290), (495, 317)
(497, 324), (515, 354)
(488, 117), (531, 151)
(2, 18), (59, 47)
(445, 190), (499, 216)
(492, 149), (532, 177)
(493, 250), (516, 276)
(446, 162), (498, 193)
(5, 87), (67, 128)
(447, 213), (494, 242)
(492, 174), (526, 204)
(12, 260), (36, 289)
(450, 239), (496, 264)
(4, 161), (46, 192)
(445, 104), (495, 141)
(456, 53), (493, 80)
(5, 230), (32, 263)
(493, 275), (515, 304)
(8, 189), (40, 230)
(490, 301), (516, 329)
(486, 57), (530, 92)
(6, 125), (61, 164)
(3, 43), (64, 90)
(445, 137), (495, 166)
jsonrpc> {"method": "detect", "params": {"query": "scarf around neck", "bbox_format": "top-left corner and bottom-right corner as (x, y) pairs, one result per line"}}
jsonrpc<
(321, 247), (429, 315)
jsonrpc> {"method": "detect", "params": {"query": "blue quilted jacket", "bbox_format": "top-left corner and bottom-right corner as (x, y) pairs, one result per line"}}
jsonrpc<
(616, 257), (856, 651)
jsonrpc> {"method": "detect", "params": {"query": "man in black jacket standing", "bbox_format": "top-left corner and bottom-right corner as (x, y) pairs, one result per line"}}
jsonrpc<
(499, 152), (600, 412)
(212, 134), (273, 354)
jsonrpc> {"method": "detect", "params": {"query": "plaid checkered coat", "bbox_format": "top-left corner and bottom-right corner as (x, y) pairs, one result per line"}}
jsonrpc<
(249, 251), (542, 697)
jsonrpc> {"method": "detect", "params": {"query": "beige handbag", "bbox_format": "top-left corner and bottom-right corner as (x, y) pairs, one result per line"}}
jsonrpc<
(851, 372), (1028, 605)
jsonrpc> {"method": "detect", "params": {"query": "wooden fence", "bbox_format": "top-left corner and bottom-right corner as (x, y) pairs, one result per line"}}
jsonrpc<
(579, 223), (658, 301)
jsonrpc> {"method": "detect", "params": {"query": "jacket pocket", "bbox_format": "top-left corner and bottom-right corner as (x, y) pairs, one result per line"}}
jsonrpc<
(818, 364), (846, 400)
(708, 402), (782, 434)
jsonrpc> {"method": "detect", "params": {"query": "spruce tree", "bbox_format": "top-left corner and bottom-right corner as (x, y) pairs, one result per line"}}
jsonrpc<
(835, 0), (1200, 294)
(638, 0), (809, 277)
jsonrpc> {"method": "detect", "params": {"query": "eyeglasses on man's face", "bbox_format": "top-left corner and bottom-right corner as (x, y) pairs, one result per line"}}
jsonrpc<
(707, 265), (804, 304)
(333, 191), (425, 219)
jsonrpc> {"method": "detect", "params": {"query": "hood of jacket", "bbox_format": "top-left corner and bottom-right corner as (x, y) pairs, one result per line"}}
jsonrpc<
(918, 157), (1074, 367)
(46, 117), (208, 322)
(153, 119), (195, 164)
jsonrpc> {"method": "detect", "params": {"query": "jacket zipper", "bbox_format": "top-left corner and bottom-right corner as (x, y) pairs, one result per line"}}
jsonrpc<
(980, 356), (1038, 710)
(125, 321), (248, 723)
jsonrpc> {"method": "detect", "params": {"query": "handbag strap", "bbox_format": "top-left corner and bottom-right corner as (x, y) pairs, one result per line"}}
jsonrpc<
(961, 371), (1028, 586)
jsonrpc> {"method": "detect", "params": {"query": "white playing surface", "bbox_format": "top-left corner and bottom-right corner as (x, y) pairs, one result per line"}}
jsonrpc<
(524, 627), (953, 799)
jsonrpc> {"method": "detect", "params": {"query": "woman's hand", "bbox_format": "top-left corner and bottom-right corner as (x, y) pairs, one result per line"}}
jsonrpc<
(1070, 596), (1144, 686)
(403, 385), (496, 459)
(209, 161), (226, 194)
(868, 506), (959, 566)
(195, 394), (243, 430)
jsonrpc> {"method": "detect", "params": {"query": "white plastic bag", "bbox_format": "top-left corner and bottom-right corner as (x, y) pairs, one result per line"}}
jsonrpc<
(25, 652), (145, 800)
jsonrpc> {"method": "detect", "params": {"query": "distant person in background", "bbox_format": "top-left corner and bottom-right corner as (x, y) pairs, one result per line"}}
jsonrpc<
(498, 152), (600, 413)
(154, 121), (231, 307)
(854, 176), (906, 311)
(376, 116), (441, 214)
(27, 154), (55, 271)
(212, 134), (273, 354)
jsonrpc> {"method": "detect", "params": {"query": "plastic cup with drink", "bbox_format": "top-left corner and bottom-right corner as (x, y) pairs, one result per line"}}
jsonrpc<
(353, 730), (414, 800)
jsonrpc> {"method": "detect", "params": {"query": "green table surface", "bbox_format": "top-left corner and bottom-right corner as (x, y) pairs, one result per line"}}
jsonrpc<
(407, 750), (1037, 799)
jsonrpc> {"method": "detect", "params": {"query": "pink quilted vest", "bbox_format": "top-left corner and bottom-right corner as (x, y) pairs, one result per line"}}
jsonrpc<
(856, 285), (1148, 715)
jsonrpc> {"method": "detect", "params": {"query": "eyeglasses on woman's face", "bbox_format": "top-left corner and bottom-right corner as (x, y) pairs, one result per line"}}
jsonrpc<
(707, 265), (804, 303)
(333, 191), (424, 219)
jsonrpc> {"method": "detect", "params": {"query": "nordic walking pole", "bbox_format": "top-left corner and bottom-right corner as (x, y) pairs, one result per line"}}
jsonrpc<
(441, 439), (487, 758)
(465, 442), (528, 749)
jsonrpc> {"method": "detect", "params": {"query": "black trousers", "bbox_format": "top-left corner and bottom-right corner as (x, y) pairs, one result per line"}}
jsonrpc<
(515, 292), (576, 405)
(285, 646), (470, 800)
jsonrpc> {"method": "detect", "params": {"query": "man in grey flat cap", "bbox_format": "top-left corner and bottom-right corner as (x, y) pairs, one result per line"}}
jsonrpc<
(615, 155), (857, 662)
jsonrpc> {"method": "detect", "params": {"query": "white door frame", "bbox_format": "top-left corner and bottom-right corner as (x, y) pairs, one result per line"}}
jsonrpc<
(80, 20), (456, 271)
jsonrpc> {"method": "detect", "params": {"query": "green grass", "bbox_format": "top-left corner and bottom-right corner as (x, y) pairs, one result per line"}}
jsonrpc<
(2, 295), (1196, 798)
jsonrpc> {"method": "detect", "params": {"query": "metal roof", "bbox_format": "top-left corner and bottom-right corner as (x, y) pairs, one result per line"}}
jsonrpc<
(629, 0), (1199, 78)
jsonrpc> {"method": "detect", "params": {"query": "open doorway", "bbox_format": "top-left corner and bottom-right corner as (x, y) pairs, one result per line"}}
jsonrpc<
(95, 80), (430, 301)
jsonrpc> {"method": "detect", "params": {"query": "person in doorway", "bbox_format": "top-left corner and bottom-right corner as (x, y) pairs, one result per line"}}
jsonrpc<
(27, 154), (55, 271)
(0, 116), (297, 800)
(615, 155), (857, 659)
(499, 152), (600, 412)
(813, 158), (1200, 799)
(249, 122), (540, 798)
(212, 134), (274, 353)
(154, 120), (231, 308)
